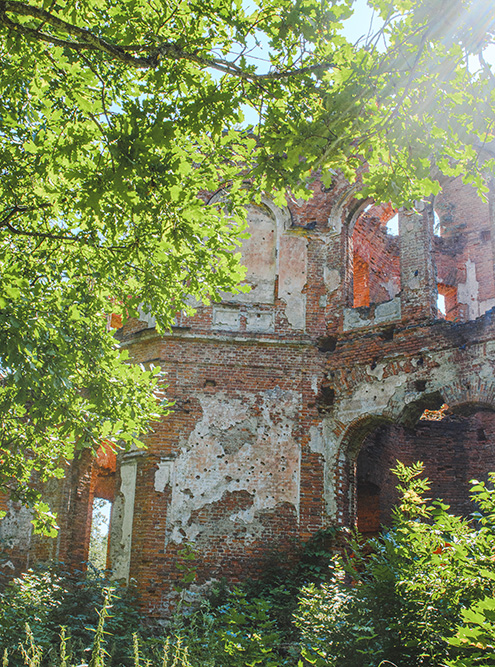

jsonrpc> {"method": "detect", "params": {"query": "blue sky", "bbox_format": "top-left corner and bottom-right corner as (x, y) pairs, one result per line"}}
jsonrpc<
(238, 0), (495, 125)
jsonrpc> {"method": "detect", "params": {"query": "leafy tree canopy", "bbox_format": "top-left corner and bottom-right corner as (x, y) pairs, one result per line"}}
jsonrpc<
(0, 0), (494, 529)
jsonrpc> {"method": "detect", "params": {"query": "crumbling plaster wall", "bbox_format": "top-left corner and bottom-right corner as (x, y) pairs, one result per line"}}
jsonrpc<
(162, 388), (301, 546)
(111, 176), (495, 614)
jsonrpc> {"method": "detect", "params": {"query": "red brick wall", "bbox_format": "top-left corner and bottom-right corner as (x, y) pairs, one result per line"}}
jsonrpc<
(352, 212), (400, 307)
(357, 410), (495, 527)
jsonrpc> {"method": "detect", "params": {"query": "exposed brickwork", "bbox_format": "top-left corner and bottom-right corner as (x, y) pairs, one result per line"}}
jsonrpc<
(3, 174), (495, 617)
(357, 410), (495, 526)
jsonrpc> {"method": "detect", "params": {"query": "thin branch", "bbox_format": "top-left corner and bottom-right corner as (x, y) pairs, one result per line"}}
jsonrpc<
(1, 1), (152, 66)
(0, 1), (333, 80)
(0, 205), (132, 251)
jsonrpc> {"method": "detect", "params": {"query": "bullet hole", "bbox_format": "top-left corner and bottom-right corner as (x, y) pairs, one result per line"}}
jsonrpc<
(317, 335), (337, 352)
(417, 356), (424, 366)
(414, 270), (419, 276)
(370, 359), (377, 370)
(477, 428), (487, 442)
(380, 326), (395, 341)
(414, 380), (427, 392)
(204, 379), (217, 387)
(182, 488), (194, 498)
(195, 475), (201, 479)
(225, 475), (233, 482)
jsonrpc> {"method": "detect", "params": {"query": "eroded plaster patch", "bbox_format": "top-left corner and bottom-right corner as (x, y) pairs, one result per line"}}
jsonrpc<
(457, 259), (480, 320)
(278, 235), (308, 330)
(323, 267), (340, 293)
(224, 205), (277, 305)
(309, 421), (339, 519)
(166, 387), (301, 545)
(0, 503), (32, 551)
(110, 457), (137, 582)
(155, 459), (174, 493)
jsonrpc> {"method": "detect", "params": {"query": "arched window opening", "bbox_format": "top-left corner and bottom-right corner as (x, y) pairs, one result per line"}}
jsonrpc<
(88, 497), (112, 570)
(352, 407), (495, 534)
(86, 444), (116, 571)
(351, 204), (401, 309)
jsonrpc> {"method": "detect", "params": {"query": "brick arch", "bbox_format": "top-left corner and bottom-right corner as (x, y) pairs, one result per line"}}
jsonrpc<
(326, 183), (372, 236)
(441, 379), (495, 413)
(334, 414), (393, 527)
(337, 388), (495, 532)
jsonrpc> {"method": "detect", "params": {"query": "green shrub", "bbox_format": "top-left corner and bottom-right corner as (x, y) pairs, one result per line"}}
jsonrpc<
(166, 588), (295, 667)
(0, 563), (139, 665)
(295, 462), (495, 667)
(239, 527), (338, 639)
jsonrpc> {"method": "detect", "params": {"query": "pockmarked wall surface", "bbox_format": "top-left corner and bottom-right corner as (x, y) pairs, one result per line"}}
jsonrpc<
(2, 175), (495, 615)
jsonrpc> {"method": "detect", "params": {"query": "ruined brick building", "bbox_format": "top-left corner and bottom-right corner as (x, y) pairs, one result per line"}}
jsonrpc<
(2, 173), (495, 615)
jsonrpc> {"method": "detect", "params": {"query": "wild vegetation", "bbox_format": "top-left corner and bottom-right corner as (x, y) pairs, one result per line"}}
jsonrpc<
(2, 463), (495, 667)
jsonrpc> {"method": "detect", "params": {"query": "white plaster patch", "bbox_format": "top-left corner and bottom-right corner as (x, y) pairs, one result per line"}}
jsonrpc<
(308, 421), (339, 519)
(343, 298), (401, 331)
(212, 306), (241, 331)
(110, 458), (137, 582)
(367, 362), (385, 381)
(222, 205), (277, 305)
(343, 307), (372, 331)
(155, 460), (174, 493)
(278, 235), (307, 331)
(308, 426), (325, 455)
(382, 279), (400, 300)
(166, 388), (301, 544)
(375, 297), (401, 323)
(457, 259), (480, 321)
(337, 373), (404, 421)
(480, 299), (495, 316)
(246, 311), (275, 333)
(0, 503), (33, 551)
(323, 267), (340, 293)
